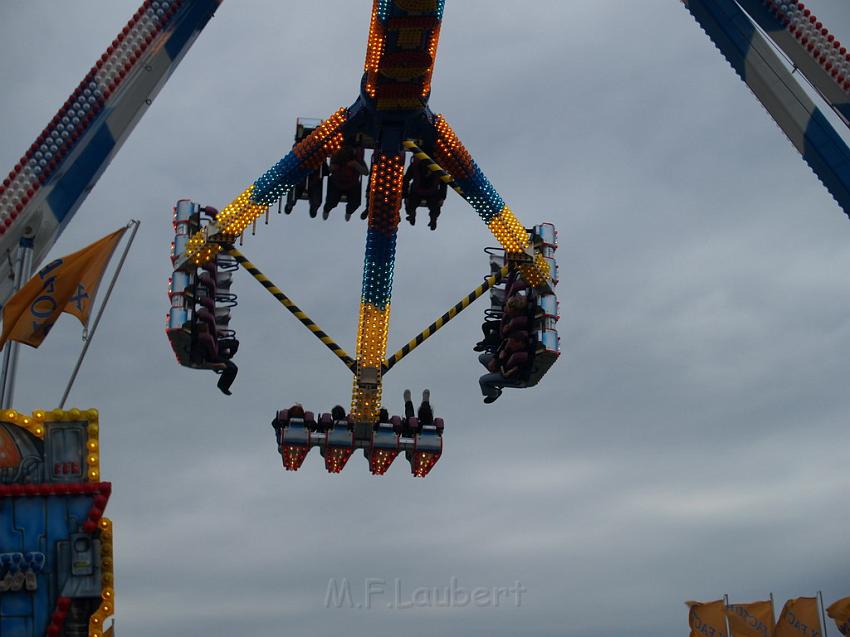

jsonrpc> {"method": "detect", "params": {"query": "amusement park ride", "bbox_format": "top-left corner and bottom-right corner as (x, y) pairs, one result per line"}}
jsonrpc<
(0, 0), (849, 634)
(165, 0), (562, 478)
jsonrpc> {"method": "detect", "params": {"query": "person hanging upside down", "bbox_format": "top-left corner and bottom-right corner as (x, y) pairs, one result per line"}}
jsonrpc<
(403, 388), (434, 426)
(285, 157), (328, 218)
(403, 156), (447, 230)
(323, 145), (368, 220)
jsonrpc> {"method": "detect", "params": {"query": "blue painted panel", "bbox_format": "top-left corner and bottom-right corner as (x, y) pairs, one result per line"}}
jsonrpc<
(0, 616), (32, 637)
(803, 110), (850, 216)
(164, 0), (221, 61)
(684, 0), (850, 219)
(0, 498), (21, 551)
(0, 590), (33, 621)
(46, 123), (116, 227)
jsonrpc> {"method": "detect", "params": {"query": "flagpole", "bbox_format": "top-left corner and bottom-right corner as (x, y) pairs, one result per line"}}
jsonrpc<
(59, 220), (140, 409)
(820, 591), (830, 637)
(0, 231), (36, 409)
(770, 593), (776, 634)
(724, 593), (733, 637)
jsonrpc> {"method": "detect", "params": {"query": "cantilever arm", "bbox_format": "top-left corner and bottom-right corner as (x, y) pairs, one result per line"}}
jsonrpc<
(383, 263), (512, 373)
(227, 248), (357, 373)
(407, 118), (553, 288)
(178, 108), (350, 269)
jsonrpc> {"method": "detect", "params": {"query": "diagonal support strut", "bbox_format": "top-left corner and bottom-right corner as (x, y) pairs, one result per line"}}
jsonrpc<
(383, 263), (511, 373)
(227, 247), (357, 373)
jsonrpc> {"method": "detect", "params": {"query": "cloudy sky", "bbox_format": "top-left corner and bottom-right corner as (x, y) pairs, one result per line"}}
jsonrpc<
(2, 1), (850, 635)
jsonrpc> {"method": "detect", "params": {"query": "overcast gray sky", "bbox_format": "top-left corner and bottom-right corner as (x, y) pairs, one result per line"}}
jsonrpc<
(2, 1), (850, 636)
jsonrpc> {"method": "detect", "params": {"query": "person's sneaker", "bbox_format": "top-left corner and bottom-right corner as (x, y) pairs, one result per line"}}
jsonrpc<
(422, 389), (430, 404)
(428, 218), (437, 231)
(406, 213), (415, 226)
(360, 209), (369, 220)
(345, 211), (353, 221)
(284, 204), (294, 215)
(323, 209), (331, 220)
(483, 393), (500, 404)
(311, 208), (319, 218)
(473, 341), (487, 352)
(403, 389), (412, 403)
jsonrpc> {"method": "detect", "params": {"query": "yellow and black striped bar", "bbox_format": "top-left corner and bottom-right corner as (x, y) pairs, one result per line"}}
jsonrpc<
(402, 139), (464, 197)
(227, 248), (357, 373)
(383, 263), (511, 373)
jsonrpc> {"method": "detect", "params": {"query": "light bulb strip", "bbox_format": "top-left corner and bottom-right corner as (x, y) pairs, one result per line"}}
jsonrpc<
(762, 0), (850, 94)
(406, 135), (547, 283)
(0, 0), (188, 235)
(364, 0), (444, 108)
(182, 108), (348, 265)
(88, 517), (114, 637)
(350, 151), (404, 423)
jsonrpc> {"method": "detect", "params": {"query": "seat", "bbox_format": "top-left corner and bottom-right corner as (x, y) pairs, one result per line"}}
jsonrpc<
(390, 414), (403, 435)
(403, 416), (420, 437)
(367, 423), (400, 475)
(279, 417), (311, 471)
(409, 424), (443, 478)
(324, 420), (356, 473)
(198, 271), (216, 296)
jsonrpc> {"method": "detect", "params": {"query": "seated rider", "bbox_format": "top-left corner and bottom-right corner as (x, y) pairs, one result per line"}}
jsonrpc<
(323, 145), (368, 221)
(190, 322), (239, 396)
(477, 345), (533, 404)
(473, 317), (501, 353)
(216, 337), (239, 396)
(403, 156), (447, 230)
(474, 289), (530, 351)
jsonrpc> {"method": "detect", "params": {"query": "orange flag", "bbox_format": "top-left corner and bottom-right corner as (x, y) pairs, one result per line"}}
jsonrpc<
(688, 600), (729, 637)
(775, 597), (823, 637)
(0, 227), (126, 349)
(726, 600), (775, 637)
(827, 596), (850, 636)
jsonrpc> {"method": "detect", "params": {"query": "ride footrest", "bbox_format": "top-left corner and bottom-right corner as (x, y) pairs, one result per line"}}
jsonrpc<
(272, 408), (443, 477)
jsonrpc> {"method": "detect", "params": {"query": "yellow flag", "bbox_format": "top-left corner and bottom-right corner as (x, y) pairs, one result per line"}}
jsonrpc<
(726, 600), (775, 637)
(775, 597), (823, 637)
(827, 596), (850, 636)
(0, 227), (126, 349)
(688, 600), (729, 637)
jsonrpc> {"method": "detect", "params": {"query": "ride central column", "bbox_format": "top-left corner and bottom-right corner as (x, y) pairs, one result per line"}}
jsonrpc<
(351, 152), (405, 429)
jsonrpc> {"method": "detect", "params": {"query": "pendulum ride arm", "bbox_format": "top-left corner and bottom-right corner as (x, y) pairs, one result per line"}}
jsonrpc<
(383, 263), (512, 373)
(731, 0), (850, 128)
(682, 0), (850, 218)
(227, 248), (357, 372)
(0, 0), (222, 304)
(177, 108), (349, 268)
(404, 132), (554, 290)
